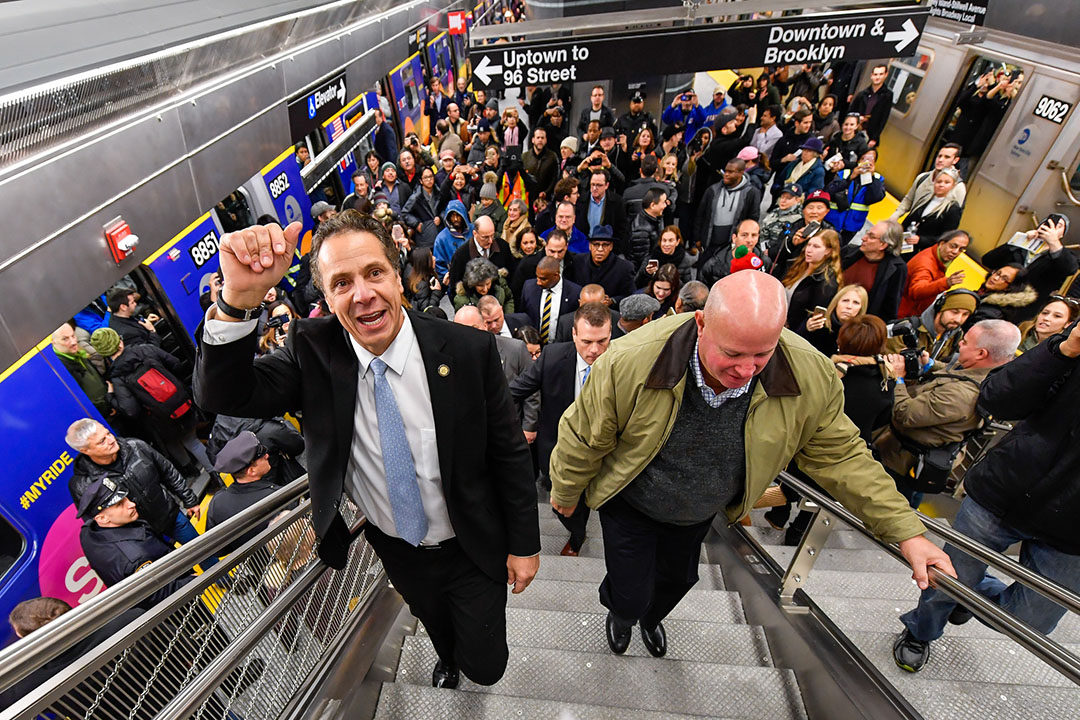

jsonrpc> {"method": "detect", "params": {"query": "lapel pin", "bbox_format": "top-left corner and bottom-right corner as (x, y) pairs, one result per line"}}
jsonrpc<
(438, 364), (450, 377)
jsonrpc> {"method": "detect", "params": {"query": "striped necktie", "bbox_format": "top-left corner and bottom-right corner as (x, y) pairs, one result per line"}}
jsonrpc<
(539, 289), (553, 345)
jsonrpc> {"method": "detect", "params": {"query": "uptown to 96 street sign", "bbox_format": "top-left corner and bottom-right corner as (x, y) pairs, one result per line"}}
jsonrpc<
(469, 6), (929, 90)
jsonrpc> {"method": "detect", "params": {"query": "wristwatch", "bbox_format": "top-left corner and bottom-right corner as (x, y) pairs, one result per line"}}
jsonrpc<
(215, 295), (265, 321)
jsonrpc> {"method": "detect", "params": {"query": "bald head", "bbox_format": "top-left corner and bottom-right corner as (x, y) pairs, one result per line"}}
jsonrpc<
(453, 305), (485, 330)
(474, 215), (495, 235)
(579, 284), (607, 304)
(695, 272), (788, 390)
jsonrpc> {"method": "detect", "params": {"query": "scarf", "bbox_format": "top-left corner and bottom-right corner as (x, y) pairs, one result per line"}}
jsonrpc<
(787, 157), (816, 185)
(503, 215), (532, 258)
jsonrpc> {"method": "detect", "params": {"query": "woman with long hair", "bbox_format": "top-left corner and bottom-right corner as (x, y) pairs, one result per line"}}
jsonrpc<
(628, 127), (658, 178)
(780, 229), (843, 329)
(795, 284), (869, 356)
(402, 246), (444, 312)
(645, 263), (681, 318)
(902, 167), (964, 251)
(503, 199), (533, 258)
(258, 302), (298, 356)
(636, 225), (693, 286)
(1017, 295), (1080, 353)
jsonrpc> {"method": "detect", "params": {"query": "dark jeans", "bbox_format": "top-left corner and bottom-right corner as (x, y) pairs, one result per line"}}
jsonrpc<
(901, 497), (1080, 643)
(364, 524), (509, 685)
(598, 495), (713, 631)
(170, 511), (218, 569)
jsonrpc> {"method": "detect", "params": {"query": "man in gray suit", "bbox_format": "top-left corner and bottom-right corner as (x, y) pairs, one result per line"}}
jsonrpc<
(455, 307), (538, 439)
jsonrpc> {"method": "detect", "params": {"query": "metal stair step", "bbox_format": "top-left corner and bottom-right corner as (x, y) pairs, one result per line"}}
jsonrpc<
(498, 607), (771, 665)
(845, 629), (1080, 689)
(374, 682), (735, 720)
(507, 579), (746, 625)
(539, 533), (708, 563)
(757, 545), (913, 574)
(810, 595), (1080, 644)
(744, 524), (879, 551)
(394, 636), (807, 719)
(536, 554), (724, 590)
(874, 673), (1080, 720)
(797, 569), (922, 601)
(539, 514), (603, 536)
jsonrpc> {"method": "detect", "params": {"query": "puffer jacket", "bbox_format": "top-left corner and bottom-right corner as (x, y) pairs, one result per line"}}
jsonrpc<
(549, 313), (926, 544)
(970, 284), (1040, 326)
(966, 333), (1080, 554)
(432, 200), (473, 279)
(70, 437), (197, 536)
(629, 211), (664, 267)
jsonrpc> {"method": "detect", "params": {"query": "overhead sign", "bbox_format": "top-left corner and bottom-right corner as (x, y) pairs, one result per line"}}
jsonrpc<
(287, 72), (348, 141)
(928, 0), (989, 27)
(469, 6), (929, 90)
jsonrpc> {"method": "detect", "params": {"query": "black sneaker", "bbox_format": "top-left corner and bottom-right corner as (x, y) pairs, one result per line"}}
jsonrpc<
(892, 629), (929, 673)
(948, 604), (974, 625)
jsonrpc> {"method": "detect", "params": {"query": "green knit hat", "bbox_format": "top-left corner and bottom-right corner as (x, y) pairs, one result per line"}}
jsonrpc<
(90, 328), (121, 357)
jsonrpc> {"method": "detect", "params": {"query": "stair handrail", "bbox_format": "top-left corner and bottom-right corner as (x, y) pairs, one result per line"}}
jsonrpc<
(0, 476), (310, 693)
(776, 471), (1080, 685)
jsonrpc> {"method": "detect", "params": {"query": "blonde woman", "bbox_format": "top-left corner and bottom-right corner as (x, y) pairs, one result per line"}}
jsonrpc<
(902, 166), (963, 251)
(795, 283), (869, 356)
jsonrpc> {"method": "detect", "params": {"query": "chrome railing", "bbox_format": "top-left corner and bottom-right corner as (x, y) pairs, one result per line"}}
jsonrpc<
(768, 472), (1080, 685)
(0, 476), (386, 720)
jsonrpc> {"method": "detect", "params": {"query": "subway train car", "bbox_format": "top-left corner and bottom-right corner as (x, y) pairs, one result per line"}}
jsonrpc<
(0, 0), (491, 648)
(875, 15), (1080, 256)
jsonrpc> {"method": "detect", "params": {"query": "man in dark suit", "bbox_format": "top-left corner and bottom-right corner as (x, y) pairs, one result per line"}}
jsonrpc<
(194, 213), (540, 690)
(522, 257), (581, 344)
(479, 295), (531, 340)
(448, 215), (512, 294)
(373, 109), (399, 164)
(575, 169), (629, 255)
(427, 77), (450, 122)
(568, 225), (636, 304)
(510, 303), (612, 555)
(554, 284), (623, 343)
(511, 230), (576, 308)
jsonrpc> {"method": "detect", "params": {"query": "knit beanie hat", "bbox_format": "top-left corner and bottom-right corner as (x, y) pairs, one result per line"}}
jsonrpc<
(90, 328), (121, 357)
(480, 182), (498, 201)
(940, 291), (978, 315)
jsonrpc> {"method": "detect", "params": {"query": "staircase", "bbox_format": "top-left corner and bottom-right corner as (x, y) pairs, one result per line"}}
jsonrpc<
(744, 514), (1080, 720)
(373, 505), (810, 719)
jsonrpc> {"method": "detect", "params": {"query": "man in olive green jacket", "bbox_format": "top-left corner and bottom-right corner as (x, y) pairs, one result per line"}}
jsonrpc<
(549, 271), (954, 657)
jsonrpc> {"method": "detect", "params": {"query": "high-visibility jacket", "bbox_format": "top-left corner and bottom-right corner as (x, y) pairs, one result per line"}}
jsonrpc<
(825, 170), (886, 233)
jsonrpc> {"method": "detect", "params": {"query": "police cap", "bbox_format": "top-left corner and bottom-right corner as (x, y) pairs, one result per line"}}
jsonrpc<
(214, 431), (264, 475)
(77, 478), (128, 520)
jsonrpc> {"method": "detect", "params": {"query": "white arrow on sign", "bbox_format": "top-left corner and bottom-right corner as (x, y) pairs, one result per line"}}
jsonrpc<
(885, 19), (919, 52)
(473, 55), (502, 86)
(336, 79), (346, 106)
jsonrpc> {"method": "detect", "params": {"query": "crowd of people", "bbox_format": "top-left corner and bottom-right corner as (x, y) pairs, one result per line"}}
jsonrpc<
(13, 60), (1079, 708)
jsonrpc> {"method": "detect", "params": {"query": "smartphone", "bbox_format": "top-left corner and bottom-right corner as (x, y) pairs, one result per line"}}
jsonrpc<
(647, 259), (659, 272)
(813, 305), (829, 317)
(1041, 213), (1067, 229)
(429, 276), (438, 290)
(680, 94), (690, 102)
(391, 225), (405, 244)
(804, 221), (821, 237)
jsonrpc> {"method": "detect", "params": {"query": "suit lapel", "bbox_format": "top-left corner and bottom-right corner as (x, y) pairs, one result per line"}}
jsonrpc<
(410, 312), (456, 493)
(328, 325), (359, 493)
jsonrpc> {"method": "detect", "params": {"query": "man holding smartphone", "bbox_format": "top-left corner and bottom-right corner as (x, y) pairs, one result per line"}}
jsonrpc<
(661, 88), (707, 144)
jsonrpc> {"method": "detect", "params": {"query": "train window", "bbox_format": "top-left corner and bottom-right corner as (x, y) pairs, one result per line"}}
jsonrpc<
(924, 56), (1025, 174)
(0, 513), (25, 582)
(887, 51), (934, 115)
(214, 190), (254, 233)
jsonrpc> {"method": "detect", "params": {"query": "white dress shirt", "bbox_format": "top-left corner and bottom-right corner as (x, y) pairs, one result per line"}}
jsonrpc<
(203, 309), (454, 544)
(574, 352), (590, 400)
(498, 322), (513, 338)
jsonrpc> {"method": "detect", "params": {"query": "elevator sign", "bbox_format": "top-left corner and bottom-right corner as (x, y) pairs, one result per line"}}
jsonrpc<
(469, 6), (929, 91)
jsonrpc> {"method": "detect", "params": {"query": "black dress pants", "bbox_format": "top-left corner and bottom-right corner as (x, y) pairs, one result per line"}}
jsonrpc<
(364, 524), (509, 685)
(598, 494), (714, 631)
(554, 503), (591, 552)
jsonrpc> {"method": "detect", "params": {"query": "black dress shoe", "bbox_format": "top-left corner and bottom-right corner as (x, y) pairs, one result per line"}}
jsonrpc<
(640, 622), (667, 658)
(948, 604), (974, 625)
(432, 659), (459, 689)
(606, 612), (632, 654)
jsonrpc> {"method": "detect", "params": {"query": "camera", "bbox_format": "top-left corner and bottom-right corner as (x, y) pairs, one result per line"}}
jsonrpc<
(890, 320), (923, 378)
(267, 314), (289, 330)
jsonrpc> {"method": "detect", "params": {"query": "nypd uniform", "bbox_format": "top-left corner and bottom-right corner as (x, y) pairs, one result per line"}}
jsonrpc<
(78, 479), (192, 607)
(206, 432), (281, 554)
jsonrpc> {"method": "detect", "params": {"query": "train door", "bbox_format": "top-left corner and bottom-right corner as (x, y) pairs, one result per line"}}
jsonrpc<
(996, 82), (1080, 258)
(960, 67), (1080, 254)
(922, 55), (1026, 178)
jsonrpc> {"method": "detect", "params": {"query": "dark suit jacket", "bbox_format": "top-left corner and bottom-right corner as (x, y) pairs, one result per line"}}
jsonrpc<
(504, 312), (531, 335)
(448, 238), (513, 295)
(508, 341), (578, 475)
(522, 279), (582, 331)
(575, 192), (629, 255)
(194, 311), (540, 579)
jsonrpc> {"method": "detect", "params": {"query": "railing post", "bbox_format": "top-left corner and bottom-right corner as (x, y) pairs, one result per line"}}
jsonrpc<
(779, 500), (834, 611)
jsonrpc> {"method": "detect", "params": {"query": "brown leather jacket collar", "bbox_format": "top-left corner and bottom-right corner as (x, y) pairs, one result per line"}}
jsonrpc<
(644, 316), (801, 397)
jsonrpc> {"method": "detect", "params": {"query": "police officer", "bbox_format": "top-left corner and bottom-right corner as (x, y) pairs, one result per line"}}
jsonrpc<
(78, 479), (193, 607)
(615, 91), (658, 149)
(207, 432), (281, 554)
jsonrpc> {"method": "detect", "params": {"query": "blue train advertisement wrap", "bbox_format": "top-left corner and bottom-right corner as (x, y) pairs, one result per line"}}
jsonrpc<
(427, 32), (455, 91)
(143, 212), (225, 341)
(450, 31), (470, 85)
(323, 94), (366, 192)
(262, 146), (315, 260)
(389, 53), (429, 144)
(0, 345), (110, 648)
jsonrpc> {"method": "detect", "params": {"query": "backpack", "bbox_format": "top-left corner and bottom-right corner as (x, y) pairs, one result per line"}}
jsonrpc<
(128, 360), (192, 420)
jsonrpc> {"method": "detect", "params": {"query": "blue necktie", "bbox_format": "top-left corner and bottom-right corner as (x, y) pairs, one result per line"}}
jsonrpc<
(582, 365), (591, 387)
(370, 358), (428, 545)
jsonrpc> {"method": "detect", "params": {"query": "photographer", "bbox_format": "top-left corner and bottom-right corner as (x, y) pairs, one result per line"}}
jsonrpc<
(874, 319), (1020, 507)
(257, 302), (296, 356)
(661, 88), (707, 144)
(886, 289), (978, 371)
(980, 215), (1077, 317)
